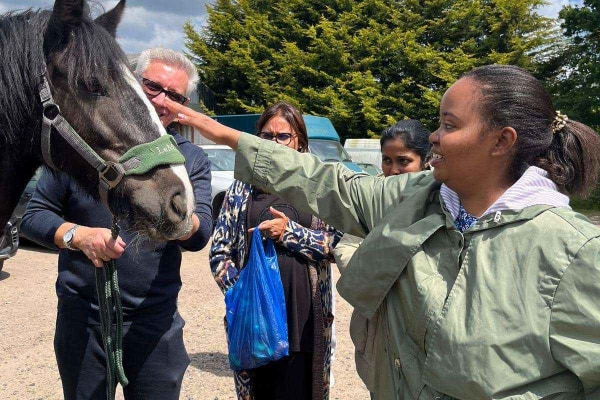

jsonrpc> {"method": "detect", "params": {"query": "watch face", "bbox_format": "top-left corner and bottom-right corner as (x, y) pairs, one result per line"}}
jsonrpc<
(64, 229), (74, 244)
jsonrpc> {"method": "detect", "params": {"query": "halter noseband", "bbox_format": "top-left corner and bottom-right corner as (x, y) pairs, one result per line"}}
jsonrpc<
(38, 68), (186, 205)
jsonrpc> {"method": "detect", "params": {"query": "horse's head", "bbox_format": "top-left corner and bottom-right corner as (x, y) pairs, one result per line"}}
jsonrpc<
(41, 0), (194, 240)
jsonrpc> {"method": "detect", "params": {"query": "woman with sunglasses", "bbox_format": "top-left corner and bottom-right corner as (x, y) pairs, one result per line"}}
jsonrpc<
(168, 64), (600, 399)
(209, 102), (342, 400)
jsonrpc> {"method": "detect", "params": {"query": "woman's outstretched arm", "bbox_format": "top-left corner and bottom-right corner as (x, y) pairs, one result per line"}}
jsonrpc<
(165, 98), (433, 237)
(166, 98), (242, 149)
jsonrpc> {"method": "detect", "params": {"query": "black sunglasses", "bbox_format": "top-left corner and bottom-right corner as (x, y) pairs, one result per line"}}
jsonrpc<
(141, 77), (189, 105)
(258, 132), (296, 144)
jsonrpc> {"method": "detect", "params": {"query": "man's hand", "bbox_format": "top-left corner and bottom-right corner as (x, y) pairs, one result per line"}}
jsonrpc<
(249, 207), (289, 241)
(72, 226), (126, 268)
(177, 214), (200, 242)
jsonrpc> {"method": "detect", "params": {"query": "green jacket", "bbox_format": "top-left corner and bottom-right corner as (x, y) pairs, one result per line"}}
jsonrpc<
(235, 134), (600, 400)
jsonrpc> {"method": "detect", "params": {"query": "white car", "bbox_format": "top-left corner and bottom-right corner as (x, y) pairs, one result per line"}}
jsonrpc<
(200, 144), (236, 221)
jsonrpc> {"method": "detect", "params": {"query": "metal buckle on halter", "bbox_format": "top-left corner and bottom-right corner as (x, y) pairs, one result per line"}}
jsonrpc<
(40, 99), (60, 170)
(99, 162), (125, 190)
(42, 101), (60, 122)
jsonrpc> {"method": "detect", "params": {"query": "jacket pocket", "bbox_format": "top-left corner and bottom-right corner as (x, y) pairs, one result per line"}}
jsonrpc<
(351, 309), (378, 392)
(381, 299), (426, 399)
(396, 336), (425, 399)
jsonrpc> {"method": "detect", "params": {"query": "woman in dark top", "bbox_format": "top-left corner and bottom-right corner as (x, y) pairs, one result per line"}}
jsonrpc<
(209, 102), (342, 400)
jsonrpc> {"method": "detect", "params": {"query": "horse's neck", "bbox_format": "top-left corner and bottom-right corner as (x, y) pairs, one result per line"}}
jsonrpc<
(0, 110), (43, 232)
(0, 13), (47, 230)
(0, 154), (36, 231)
(0, 11), (45, 153)
(0, 102), (44, 230)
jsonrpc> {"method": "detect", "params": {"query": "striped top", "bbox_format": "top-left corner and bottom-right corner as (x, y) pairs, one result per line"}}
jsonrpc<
(440, 166), (571, 224)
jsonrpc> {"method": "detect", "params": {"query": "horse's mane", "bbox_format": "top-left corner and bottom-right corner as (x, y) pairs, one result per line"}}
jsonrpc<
(0, 5), (130, 145)
(0, 10), (47, 144)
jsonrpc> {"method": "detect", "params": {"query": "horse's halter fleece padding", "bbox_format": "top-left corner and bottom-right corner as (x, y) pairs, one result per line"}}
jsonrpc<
(118, 135), (185, 175)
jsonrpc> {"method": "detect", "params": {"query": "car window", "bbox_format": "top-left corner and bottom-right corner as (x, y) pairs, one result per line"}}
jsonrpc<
(357, 163), (381, 176)
(203, 148), (236, 171)
(308, 139), (353, 163)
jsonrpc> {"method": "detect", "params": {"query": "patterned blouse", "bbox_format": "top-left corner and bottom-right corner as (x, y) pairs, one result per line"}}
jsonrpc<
(454, 203), (478, 233)
(209, 179), (342, 400)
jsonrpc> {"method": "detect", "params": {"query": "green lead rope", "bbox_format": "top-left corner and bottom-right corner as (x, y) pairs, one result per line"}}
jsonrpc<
(95, 218), (128, 400)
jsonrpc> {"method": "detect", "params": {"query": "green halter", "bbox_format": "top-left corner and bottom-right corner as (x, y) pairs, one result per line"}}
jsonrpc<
(119, 135), (186, 176)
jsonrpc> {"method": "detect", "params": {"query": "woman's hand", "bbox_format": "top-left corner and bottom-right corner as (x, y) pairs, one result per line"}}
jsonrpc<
(249, 207), (289, 242)
(165, 98), (242, 149)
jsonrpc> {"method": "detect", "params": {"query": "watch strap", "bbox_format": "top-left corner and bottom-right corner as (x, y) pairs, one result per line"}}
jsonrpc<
(63, 224), (79, 251)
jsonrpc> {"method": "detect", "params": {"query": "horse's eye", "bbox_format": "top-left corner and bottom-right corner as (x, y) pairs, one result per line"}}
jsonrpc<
(80, 78), (107, 97)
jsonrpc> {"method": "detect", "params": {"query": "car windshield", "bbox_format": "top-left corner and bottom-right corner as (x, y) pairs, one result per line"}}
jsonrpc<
(308, 139), (353, 163)
(358, 163), (381, 176)
(203, 148), (236, 171)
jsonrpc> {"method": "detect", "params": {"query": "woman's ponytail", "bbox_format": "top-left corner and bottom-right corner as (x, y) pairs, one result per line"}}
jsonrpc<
(534, 119), (600, 196)
(464, 65), (600, 197)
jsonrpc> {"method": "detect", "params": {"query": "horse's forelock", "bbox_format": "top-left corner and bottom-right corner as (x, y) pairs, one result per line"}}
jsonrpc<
(0, 7), (131, 147)
(54, 16), (130, 94)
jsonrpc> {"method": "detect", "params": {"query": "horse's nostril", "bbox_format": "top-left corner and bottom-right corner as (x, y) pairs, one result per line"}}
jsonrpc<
(167, 191), (187, 223)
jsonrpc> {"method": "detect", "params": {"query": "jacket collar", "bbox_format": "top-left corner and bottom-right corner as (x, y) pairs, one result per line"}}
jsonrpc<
(440, 166), (570, 221)
(340, 187), (561, 318)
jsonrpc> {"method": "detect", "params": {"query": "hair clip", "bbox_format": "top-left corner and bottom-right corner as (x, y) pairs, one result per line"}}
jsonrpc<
(551, 111), (568, 134)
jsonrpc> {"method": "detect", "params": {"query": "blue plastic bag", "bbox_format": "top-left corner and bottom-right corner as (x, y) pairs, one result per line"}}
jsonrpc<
(225, 230), (289, 370)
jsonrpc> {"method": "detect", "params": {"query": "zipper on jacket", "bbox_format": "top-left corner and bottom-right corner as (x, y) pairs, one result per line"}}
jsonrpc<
(424, 229), (465, 356)
(493, 211), (502, 223)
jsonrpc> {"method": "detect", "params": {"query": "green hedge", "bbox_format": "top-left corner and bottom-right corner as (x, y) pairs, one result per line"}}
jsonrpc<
(571, 184), (600, 211)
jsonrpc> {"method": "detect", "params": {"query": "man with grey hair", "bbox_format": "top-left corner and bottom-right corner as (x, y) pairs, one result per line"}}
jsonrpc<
(135, 47), (199, 126)
(21, 47), (212, 399)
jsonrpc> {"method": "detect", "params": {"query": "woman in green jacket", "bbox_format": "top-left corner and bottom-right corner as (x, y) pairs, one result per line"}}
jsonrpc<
(332, 119), (431, 399)
(168, 65), (600, 399)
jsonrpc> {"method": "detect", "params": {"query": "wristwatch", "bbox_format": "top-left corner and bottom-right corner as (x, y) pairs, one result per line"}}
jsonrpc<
(62, 224), (79, 251)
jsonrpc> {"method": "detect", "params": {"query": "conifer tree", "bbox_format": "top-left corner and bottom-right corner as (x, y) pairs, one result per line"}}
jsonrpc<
(542, 0), (599, 131)
(185, 0), (554, 138)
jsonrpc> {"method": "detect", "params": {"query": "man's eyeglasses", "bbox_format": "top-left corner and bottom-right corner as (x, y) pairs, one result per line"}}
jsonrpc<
(258, 132), (296, 145)
(141, 77), (189, 105)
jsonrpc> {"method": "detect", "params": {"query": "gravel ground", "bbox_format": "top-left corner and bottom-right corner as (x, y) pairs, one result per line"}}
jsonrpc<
(0, 245), (369, 399)
(3, 213), (599, 399)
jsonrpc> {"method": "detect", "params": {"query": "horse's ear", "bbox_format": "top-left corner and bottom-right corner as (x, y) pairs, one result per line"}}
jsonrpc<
(94, 0), (126, 37)
(44, 0), (85, 55)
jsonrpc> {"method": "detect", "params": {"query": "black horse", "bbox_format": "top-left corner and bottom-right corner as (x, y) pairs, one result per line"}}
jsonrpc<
(0, 0), (195, 241)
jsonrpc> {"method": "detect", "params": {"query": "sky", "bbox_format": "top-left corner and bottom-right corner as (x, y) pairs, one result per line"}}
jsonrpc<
(0, 0), (583, 55)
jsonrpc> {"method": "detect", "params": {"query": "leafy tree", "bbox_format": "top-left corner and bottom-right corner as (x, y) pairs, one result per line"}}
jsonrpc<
(537, 0), (600, 208)
(541, 0), (599, 131)
(185, 0), (554, 139)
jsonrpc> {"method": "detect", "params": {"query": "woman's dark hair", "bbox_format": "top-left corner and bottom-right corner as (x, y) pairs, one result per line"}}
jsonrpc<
(256, 102), (308, 153)
(463, 64), (600, 197)
(380, 119), (431, 166)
